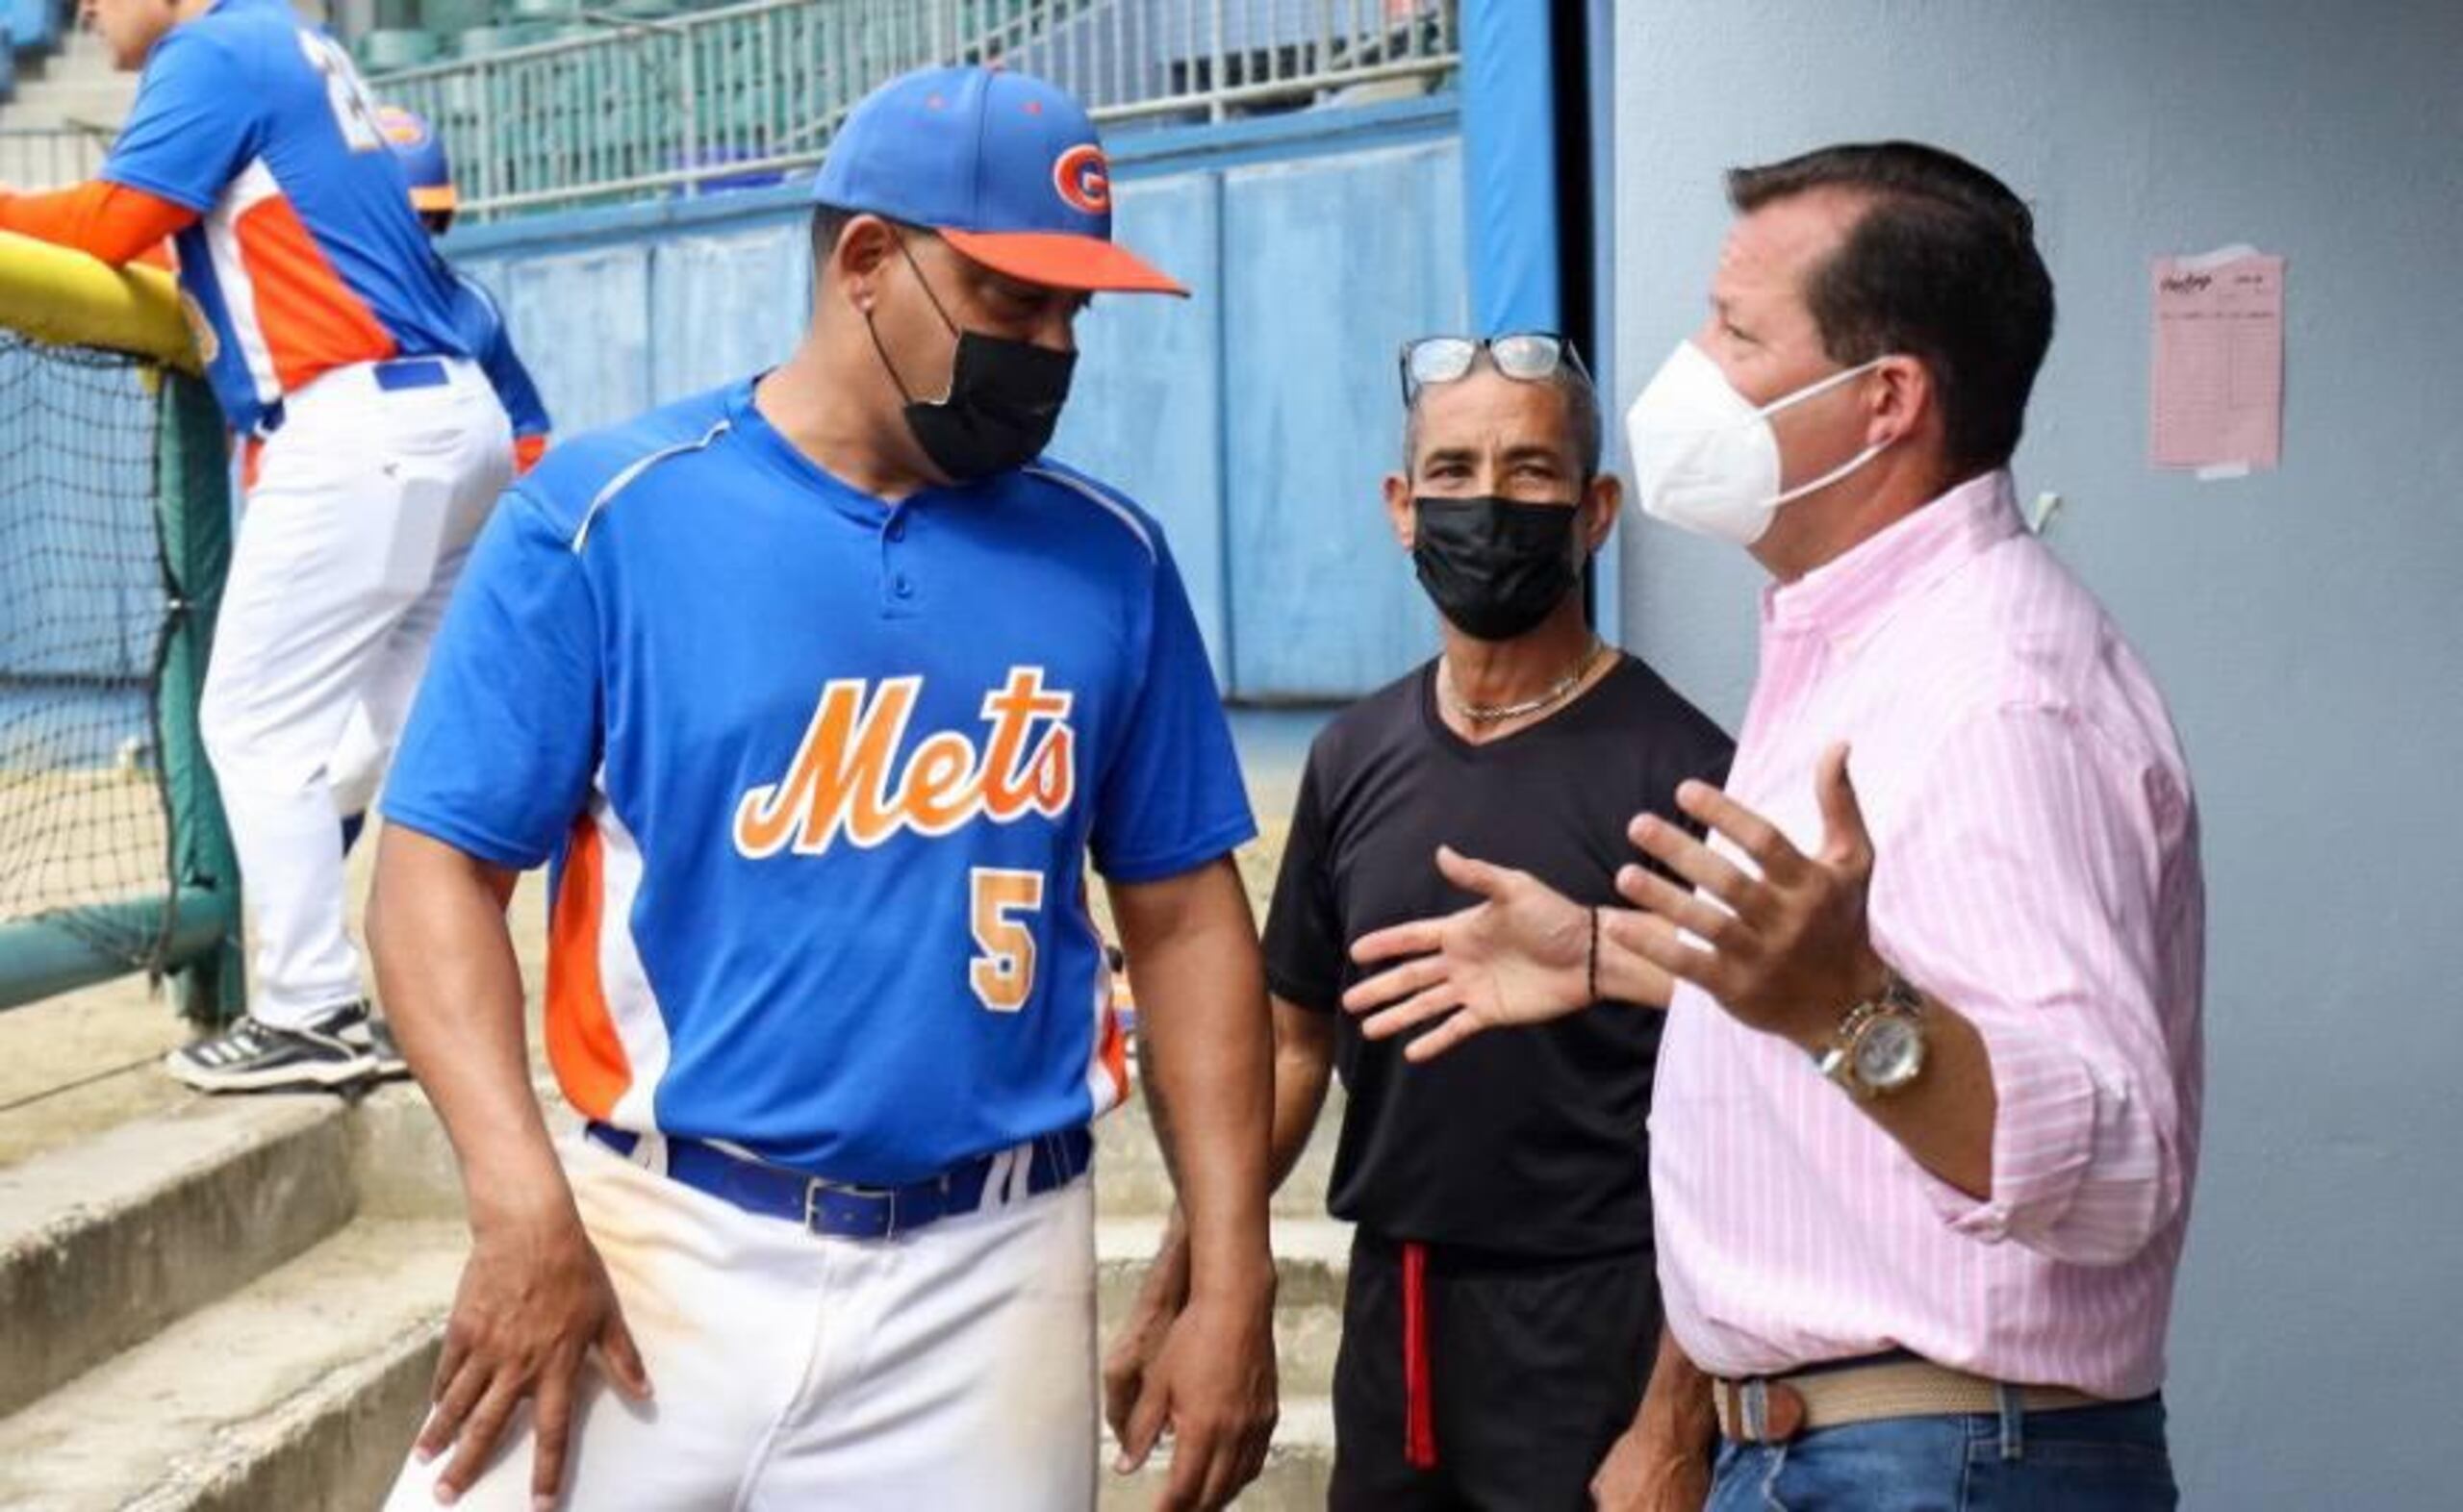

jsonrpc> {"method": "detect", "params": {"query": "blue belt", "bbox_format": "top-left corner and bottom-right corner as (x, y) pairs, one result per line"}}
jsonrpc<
(256, 358), (453, 435)
(372, 357), (450, 391)
(585, 1121), (1093, 1241)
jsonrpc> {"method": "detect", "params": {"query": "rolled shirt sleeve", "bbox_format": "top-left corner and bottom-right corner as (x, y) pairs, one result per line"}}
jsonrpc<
(1876, 701), (2201, 1267)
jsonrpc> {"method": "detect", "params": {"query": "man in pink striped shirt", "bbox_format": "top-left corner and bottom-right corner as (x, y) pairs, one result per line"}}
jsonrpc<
(1343, 141), (2201, 1510)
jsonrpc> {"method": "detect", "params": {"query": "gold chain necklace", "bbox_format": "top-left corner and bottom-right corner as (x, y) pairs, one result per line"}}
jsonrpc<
(1442, 636), (1608, 726)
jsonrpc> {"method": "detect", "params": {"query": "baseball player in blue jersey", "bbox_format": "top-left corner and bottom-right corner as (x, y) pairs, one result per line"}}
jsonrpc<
(377, 105), (555, 476)
(3, 0), (514, 1092)
(369, 66), (1277, 1511)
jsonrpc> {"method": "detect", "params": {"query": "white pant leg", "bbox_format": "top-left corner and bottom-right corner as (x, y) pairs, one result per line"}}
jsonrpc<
(749, 1172), (1098, 1511)
(384, 1144), (1099, 1512)
(331, 426), (506, 819)
(199, 364), (510, 1026)
(382, 1140), (824, 1512)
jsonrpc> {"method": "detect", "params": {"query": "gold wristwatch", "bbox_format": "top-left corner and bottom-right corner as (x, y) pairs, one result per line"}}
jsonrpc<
(1815, 970), (1927, 1099)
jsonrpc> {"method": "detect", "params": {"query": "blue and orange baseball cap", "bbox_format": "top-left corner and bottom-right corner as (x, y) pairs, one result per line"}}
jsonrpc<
(377, 105), (456, 214)
(812, 65), (1185, 297)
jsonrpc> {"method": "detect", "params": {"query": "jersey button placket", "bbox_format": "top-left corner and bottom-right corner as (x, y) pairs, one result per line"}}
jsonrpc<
(881, 505), (918, 618)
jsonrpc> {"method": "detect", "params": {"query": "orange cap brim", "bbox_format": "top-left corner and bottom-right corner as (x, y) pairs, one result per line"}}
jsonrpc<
(410, 185), (460, 213)
(940, 227), (1189, 297)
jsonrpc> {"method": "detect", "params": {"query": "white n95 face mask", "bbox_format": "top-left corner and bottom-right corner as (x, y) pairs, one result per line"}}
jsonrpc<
(1624, 340), (1894, 545)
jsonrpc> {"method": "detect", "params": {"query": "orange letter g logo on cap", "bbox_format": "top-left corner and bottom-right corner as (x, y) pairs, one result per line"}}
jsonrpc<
(1054, 144), (1111, 215)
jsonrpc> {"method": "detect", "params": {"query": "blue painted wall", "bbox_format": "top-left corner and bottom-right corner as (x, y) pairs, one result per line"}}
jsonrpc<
(1608, 5), (2463, 1508)
(444, 98), (1466, 700)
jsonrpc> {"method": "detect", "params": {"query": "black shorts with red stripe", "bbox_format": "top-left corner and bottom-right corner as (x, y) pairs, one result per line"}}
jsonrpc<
(1330, 1230), (1664, 1512)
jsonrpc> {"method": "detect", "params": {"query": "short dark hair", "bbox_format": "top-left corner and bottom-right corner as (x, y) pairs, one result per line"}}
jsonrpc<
(1726, 141), (2055, 477)
(810, 202), (857, 268)
(1403, 355), (1604, 480)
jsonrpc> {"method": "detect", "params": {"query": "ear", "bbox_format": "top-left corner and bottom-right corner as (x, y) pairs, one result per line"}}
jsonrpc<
(834, 215), (900, 314)
(1867, 353), (1932, 450)
(1580, 473), (1622, 552)
(1383, 472), (1417, 551)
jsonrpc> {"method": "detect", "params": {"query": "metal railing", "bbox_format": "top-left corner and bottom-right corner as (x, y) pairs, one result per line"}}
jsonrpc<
(0, 127), (114, 192)
(375, 0), (1457, 220)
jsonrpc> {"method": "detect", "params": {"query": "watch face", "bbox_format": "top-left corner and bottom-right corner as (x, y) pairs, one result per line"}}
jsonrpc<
(1854, 1013), (1925, 1091)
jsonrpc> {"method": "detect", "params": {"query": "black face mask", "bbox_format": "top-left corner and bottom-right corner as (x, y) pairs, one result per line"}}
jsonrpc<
(866, 236), (1078, 484)
(1411, 495), (1585, 642)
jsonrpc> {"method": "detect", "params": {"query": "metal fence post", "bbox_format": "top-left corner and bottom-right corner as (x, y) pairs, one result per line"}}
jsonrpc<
(1210, 0), (1227, 122)
(680, 25), (702, 197)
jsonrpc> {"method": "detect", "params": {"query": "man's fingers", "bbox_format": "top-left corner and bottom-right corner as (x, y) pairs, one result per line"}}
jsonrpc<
(1340, 951), (1447, 1013)
(527, 1346), (582, 1509)
(1673, 779), (1806, 881)
(1341, 952), (1457, 1016)
(418, 1353), (490, 1462)
(1232, 1421), (1273, 1499)
(1195, 1424), (1252, 1512)
(1401, 1009), (1490, 1063)
(1101, 1348), (1143, 1442)
(1356, 980), (1463, 1041)
(596, 1308), (652, 1402)
(1432, 844), (1517, 902)
(436, 1372), (528, 1503)
(1614, 862), (1743, 948)
(1116, 1376), (1169, 1475)
(428, 1325), (469, 1411)
(1595, 895), (1684, 1006)
(1814, 742), (1872, 868)
(1156, 1411), (1212, 1512)
(1628, 813), (1765, 915)
(1599, 892), (1721, 995)
(1348, 917), (1444, 968)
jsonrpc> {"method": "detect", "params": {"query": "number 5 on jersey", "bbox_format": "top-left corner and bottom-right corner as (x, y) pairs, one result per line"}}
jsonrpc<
(969, 869), (1045, 1013)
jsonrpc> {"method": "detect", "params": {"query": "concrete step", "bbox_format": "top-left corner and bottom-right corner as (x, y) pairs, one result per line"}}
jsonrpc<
(1100, 1396), (1335, 1511)
(0, 1094), (359, 1420)
(0, 1216), (463, 1512)
(1098, 1214), (1349, 1401)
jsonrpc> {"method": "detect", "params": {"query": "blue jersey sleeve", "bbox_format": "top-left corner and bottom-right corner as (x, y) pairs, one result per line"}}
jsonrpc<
(98, 28), (260, 214)
(380, 489), (599, 869)
(1089, 537), (1256, 884)
(455, 272), (554, 438)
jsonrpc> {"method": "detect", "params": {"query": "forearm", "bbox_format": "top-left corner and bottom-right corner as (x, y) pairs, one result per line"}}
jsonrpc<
(369, 829), (571, 1232)
(0, 182), (194, 265)
(1111, 860), (1275, 1301)
(1635, 1321), (1717, 1453)
(1861, 982), (2177, 1263)
(1151, 1000), (1333, 1292)
(1266, 1002), (1335, 1193)
(1792, 978), (1998, 1200)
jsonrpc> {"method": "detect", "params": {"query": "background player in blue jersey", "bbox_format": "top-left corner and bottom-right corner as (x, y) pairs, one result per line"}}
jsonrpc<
(370, 66), (1277, 1512)
(2, 0), (514, 1093)
(378, 105), (554, 476)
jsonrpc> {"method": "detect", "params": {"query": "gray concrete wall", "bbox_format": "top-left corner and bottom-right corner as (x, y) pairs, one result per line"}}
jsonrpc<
(1608, 4), (2463, 1507)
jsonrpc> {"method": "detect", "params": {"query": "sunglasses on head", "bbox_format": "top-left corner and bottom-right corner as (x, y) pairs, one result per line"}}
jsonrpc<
(1399, 332), (1588, 404)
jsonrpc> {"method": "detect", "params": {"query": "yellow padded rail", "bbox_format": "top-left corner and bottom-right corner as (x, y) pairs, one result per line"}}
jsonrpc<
(0, 231), (199, 373)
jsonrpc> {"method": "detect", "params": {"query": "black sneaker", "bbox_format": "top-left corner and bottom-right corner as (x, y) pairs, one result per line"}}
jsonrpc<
(342, 1009), (411, 1081)
(165, 1003), (381, 1094)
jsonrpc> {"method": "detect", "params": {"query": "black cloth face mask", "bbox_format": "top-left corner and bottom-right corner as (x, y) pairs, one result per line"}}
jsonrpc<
(1411, 495), (1584, 642)
(866, 234), (1078, 484)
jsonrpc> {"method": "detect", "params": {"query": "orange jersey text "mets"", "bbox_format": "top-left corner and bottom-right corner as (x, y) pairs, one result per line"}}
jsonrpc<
(733, 668), (1076, 857)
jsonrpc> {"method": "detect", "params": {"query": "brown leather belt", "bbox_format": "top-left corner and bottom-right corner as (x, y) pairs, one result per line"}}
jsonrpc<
(1715, 1358), (2104, 1445)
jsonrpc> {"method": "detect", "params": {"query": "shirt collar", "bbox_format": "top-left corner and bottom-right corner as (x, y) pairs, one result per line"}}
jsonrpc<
(1762, 468), (2023, 645)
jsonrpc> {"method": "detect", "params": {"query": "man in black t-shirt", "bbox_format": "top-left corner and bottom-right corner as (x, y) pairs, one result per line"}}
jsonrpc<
(1105, 335), (1732, 1510)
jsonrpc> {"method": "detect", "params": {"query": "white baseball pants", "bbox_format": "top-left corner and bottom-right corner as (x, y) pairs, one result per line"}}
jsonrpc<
(199, 358), (510, 1028)
(384, 1136), (1100, 1510)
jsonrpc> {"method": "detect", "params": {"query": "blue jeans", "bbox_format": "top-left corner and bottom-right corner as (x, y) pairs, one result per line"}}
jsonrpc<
(1709, 1393), (2176, 1511)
